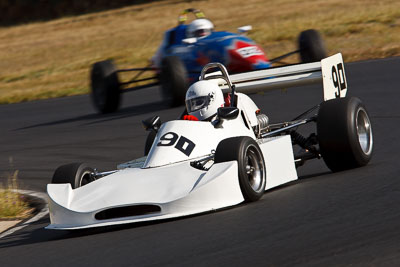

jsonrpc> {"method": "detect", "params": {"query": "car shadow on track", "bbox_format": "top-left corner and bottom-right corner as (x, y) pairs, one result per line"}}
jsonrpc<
(260, 170), (333, 195)
(13, 100), (176, 131)
(299, 171), (332, 180)
(0, 213), (211, 248)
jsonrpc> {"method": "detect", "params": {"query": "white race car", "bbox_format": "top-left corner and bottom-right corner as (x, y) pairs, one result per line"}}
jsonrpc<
(46, 53), (373, 230)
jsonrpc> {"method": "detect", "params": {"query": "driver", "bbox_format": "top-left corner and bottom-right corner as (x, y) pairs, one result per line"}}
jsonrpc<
(184, 80), (225, 121)
(186, 18), (214, 38)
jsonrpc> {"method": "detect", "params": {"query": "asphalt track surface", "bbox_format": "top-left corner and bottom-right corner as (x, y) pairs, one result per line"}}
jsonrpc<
(0, 57), (399, 266)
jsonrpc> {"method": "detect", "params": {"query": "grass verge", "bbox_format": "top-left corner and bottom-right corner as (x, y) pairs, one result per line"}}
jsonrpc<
(0, 0), (399, 104)
(0, 170), (32, 220)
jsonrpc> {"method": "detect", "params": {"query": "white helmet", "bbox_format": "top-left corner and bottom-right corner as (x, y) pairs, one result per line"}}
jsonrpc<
(185, 80), (224, 121)
(186, 19), (214, 38)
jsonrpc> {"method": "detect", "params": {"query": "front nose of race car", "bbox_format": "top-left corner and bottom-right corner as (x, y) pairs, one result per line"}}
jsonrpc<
(227, 41), (271, 73)
(46, 160), (244, 230)
(46, 166), (180, 230)
(46, 184), (163, 229)
(47, 185), (99, 228)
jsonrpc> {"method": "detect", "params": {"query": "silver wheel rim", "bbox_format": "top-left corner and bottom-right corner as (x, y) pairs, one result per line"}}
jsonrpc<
(245, 145), (265, 193)
(80, 170), (94, 187)
(356, 108), (373, 155)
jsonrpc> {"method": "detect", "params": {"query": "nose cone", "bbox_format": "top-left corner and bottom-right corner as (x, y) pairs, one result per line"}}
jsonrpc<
(227, 40), (270, 72)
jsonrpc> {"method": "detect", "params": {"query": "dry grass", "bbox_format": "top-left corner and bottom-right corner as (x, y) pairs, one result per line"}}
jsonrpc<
(0, 0), (399, 104)
(0, 170), (31, 219)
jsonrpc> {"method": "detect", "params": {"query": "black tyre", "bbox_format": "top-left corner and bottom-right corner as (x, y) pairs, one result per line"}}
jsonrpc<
(144, 131), (157, 156)
(52, 163), (95, 189)
(160, 56), (188, 107)
(215, 136), (266, 202)
(317, 97), (373, 172)
(90, 60), (121, 114)
(298, 29), (327, 63)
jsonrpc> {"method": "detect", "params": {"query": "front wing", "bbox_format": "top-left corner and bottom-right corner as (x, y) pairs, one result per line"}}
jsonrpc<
(47, 161), (244, 230)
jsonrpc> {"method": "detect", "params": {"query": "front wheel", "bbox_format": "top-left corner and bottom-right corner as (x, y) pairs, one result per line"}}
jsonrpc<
(159, 56), (188, 107)
(298, 29), (327, 63)
(52, 163), (95, 189)
(215, 136), (266, 202)
(317, 97), (373, 172)
(90, 60), (121, 114)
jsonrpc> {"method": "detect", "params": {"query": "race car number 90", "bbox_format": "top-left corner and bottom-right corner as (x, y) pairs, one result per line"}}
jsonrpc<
(321, 53), (348, 101)
(332, 63), (347, 98)
(157, 132), (196, 157)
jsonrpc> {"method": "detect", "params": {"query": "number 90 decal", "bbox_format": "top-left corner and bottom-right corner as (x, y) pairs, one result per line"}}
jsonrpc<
(157, 132), (196, 157)
(322, 53), (348, 101)
(332, 63), (347, 98)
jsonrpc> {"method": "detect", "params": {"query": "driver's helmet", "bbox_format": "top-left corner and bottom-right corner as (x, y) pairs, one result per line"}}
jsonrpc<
(185, 80), (224, 121)
(186, 19), (214, 38)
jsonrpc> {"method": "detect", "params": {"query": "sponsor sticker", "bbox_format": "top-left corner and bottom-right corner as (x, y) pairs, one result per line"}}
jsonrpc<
(236, 46), (263, 58)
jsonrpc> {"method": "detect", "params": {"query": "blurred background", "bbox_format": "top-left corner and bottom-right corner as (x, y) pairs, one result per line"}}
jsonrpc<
(0, 0), (399, 105)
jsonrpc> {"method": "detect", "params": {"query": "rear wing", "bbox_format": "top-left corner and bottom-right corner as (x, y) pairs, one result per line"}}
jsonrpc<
(203, 53), (348, 101)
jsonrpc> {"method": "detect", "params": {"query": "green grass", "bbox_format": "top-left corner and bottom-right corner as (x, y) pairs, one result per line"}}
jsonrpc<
(0, 0), (399, 104)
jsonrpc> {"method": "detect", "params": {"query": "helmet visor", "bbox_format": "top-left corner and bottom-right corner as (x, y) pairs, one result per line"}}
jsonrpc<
(194, 29), (209, 37)
(186, 95), (211, 113)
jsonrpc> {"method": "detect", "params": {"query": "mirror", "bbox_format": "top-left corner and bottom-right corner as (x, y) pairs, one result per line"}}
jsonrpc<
(217, 107), (239, 120)
(237, 25), (252, 34)
(142, 116), (161, 132)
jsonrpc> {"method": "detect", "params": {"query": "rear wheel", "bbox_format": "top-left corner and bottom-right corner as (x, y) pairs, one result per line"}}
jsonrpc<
(52, 163), (95, 189)
(159, 56), (188, 107)
(317, 97), (373, 172)
(90, 60), (121, 114)
(298, 29), (327, 63)
(215, 136), (266, 202)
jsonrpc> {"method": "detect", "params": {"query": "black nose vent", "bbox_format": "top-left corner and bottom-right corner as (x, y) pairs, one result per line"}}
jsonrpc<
(95, 205), (161, 220)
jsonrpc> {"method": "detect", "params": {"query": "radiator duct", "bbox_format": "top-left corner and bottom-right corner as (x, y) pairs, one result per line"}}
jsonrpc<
(95, 205), (161, 220)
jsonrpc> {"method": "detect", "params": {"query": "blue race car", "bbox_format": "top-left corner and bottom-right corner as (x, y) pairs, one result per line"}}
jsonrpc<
(90, 8), (326, 113)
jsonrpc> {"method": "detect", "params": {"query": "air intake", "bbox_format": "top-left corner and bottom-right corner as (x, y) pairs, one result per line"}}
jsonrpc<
(95, 205), (161, 220)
